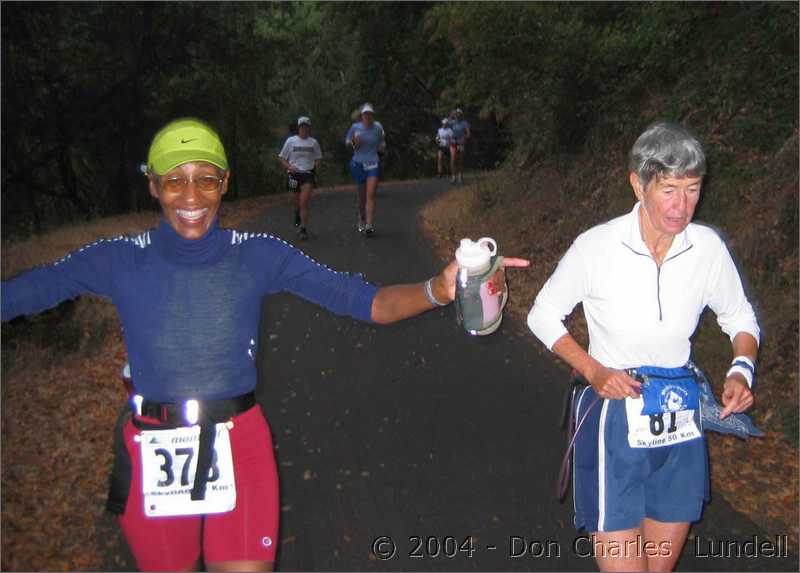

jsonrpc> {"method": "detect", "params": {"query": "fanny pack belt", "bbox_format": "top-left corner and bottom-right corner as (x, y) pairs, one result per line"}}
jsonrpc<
(132, 392), (256, 501)
(135, 392), (256, 426)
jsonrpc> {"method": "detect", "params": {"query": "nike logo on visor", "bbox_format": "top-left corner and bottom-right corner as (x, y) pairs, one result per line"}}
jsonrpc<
(181, 138), (197, 144)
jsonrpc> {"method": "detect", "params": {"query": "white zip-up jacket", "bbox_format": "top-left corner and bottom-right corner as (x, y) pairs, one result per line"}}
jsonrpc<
(527, 202), (760, 370)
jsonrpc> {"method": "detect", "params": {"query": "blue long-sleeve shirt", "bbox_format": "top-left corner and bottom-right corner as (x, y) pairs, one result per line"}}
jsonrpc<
(2, 218), (379, 401)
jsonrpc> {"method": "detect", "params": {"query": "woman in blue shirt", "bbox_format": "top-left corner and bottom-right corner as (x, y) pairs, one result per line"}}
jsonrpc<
(2, 117), (528, 572)
(344, 103), (386, 237)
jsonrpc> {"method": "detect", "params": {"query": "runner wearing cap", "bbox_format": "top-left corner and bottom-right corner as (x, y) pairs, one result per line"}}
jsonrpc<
(278, 116), (322, 240)
(448, 108), (470, 184)
(1, 115), (532, 572)
(435, 118), (453, 178)
(345, 103), (386, 237)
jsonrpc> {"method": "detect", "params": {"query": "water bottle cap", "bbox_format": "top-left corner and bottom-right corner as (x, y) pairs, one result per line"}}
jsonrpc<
(456, 237), (497, 269)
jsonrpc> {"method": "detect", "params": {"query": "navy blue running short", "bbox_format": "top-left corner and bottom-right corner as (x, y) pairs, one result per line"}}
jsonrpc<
(572, 386), (710, 533)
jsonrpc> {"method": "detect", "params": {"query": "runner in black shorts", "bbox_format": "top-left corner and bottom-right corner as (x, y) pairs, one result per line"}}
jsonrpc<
(287, 169), (316, 192)
(278, 116), (322, 240)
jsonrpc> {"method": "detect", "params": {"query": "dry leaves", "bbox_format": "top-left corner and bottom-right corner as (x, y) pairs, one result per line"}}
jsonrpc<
(421, 173), (799, 554)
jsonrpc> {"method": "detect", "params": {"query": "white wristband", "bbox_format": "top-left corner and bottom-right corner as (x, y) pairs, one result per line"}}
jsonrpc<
(732, 355), (755, 371)
(726, 365), (754, 389)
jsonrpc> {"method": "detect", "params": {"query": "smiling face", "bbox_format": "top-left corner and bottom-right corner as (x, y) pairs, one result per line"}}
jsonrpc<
(630, 172), (703, 238)
(149, 161), (229, 240)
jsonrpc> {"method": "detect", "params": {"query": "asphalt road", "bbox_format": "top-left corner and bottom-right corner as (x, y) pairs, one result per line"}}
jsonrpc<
(103, 178), (796, 571)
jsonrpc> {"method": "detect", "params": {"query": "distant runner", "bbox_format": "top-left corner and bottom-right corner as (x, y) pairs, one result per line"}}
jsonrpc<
(278, 116), (322, 240)
(448, 108), (470, 184)
(345, 103), (386, 238)
(435, 118), (453, 178)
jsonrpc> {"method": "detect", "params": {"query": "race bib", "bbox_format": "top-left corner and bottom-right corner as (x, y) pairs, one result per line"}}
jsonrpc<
(362, 160), (378, 171)
(625, 397), (702, 448)
(139, 423), (236, 517)
(287, 175), (298, 189)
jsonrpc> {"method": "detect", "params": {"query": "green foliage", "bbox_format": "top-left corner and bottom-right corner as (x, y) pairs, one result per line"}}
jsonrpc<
(427, 1), (798, 167)
(1, 1), (477, 238)
(2, 1), (797, 240)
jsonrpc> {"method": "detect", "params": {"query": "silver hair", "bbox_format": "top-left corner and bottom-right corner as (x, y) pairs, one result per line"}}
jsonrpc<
(629, 122), (706, 188)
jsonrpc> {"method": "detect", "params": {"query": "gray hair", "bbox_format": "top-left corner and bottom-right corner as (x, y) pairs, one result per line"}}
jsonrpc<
(629, 122), (706, 188)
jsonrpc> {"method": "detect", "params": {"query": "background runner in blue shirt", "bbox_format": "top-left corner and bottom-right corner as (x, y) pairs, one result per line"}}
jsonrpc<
(345, 103), (386, 237)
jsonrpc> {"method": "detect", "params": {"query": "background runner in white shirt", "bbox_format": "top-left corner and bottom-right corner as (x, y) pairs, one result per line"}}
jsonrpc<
(278, 116), (322, 240)
(528, 121), (759, 572)
(436, 118), (453, 178)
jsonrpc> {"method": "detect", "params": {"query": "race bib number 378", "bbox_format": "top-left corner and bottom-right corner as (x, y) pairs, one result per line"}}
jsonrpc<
(139, 424), (236, 517)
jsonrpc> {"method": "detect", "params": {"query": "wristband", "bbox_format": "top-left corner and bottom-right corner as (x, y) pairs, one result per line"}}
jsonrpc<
(731, 355), (755, 372)
(730, 356), (756, 389)
(726, 364), (754, 389)
(424, 278), (448, 307)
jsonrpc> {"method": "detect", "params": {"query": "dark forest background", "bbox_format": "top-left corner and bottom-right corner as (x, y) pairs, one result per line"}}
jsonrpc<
(2, 1), (503, 240)
(4, 1), (794, 241)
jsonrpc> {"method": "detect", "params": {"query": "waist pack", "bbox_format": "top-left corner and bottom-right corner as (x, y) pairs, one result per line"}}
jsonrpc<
(556, 361), (764, 502)
(626, 365), (700, 416)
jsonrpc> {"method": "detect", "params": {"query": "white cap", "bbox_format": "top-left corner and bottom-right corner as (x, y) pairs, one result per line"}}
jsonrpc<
(361, 103), (375, 114)
(297, 116), (311, 126)
(441, 118), (449, 125)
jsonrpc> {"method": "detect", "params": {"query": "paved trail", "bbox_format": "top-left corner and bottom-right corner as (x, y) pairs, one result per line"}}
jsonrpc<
(105, 178), (795, 571)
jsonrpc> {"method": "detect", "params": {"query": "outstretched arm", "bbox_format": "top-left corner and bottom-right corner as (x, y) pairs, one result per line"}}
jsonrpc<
(370, 258), (530, 324)
(2, 238), (119, 321)
(267, 237), (528, 326)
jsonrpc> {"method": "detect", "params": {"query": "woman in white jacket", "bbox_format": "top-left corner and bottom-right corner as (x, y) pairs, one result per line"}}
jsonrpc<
(528, 122), (759, 572)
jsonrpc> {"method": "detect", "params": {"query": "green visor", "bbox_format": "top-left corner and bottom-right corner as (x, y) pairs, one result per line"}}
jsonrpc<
(147, 118), (228, 175)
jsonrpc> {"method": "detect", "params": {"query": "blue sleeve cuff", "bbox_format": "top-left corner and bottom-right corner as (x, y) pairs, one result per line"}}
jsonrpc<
(351, 279), (379, 323)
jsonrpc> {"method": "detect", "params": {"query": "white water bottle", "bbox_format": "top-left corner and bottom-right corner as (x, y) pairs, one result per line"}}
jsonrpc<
(454, 237), (507, 335)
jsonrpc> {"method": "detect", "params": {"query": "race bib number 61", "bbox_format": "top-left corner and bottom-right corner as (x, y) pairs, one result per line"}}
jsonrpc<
(139, 424), (237, 517)
(625, 397), (702, 448)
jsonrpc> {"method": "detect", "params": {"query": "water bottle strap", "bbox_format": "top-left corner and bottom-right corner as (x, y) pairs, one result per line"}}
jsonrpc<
(475, 255), (503, 281)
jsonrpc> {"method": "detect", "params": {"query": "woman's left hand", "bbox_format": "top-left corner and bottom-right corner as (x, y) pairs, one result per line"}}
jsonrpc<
(432, 257), (531, 303)
(720, 375), (754, 419)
